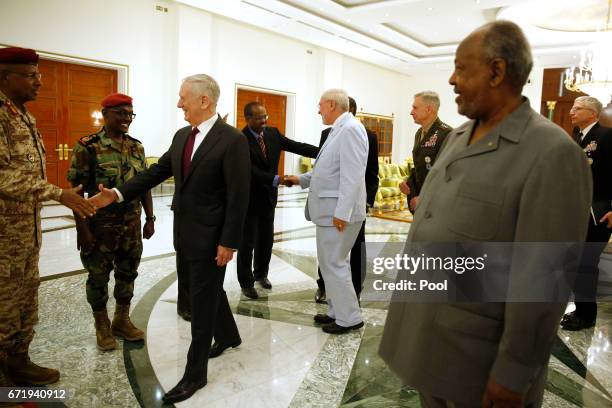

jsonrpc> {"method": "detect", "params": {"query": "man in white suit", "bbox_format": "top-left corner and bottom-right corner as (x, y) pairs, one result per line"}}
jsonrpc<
(288, 89), (368, 334)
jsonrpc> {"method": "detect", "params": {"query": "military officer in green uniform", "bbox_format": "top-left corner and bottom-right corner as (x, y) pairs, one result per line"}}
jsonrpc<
(0, 47), (95, 388)
(68, 93), (155, 351)
(399, 91), (452, 212)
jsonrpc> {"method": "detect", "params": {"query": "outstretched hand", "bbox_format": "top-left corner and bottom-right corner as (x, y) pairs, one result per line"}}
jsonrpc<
(600, 211), (612, 229)
(282, 175), (300, 187)
(59, 185), (96, 218)
(88, 184), (119, 209)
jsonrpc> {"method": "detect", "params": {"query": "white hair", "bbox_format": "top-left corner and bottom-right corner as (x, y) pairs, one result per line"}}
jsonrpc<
(414, 91), (440, 110)
(575, 96), (603, 116)
(321, 88), (349, 112)
(182, 74), (220, 104)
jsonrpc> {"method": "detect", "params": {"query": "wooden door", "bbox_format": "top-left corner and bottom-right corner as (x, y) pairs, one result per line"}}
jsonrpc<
(236, 89), (287, 175)
(27, 59), (117, 188)
(539, 68), (585, 136)
(357, 114), (389, 159)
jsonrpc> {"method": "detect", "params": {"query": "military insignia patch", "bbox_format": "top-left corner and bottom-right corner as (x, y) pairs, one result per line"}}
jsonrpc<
(423, 135), (438, 147)
(584, 141), (597, 153)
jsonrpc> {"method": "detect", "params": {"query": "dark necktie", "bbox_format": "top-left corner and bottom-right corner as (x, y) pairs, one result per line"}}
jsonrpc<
(182, 127), (200, 177)
(257, 132), (267, 159)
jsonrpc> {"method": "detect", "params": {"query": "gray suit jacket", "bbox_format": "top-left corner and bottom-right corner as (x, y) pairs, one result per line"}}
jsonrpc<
(379, 99), (592, 405)
(299, 112), (368, 226)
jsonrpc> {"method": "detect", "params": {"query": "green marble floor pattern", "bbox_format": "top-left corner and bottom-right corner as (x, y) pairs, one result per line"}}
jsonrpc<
(269, 245), (612, 408)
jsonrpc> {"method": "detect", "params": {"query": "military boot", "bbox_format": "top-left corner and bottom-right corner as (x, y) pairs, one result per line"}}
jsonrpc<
(93, 309), (117, 351)
(0, 357), (15, 387)
(112, 303), (145, 341)
(6, 353), (60, 385)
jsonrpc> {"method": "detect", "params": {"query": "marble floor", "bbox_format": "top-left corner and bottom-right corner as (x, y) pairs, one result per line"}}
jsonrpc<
(29, 188), (612, 407)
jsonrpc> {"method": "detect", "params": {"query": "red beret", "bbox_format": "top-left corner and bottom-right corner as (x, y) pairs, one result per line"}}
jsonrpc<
(0, 47), (39, 64)
(101, 93), (133, 108)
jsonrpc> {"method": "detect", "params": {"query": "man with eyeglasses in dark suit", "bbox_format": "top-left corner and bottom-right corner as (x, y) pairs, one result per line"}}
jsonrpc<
(236, 101), (318, 299)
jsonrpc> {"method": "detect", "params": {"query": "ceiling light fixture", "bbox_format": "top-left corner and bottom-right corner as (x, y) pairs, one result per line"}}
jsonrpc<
(564, 0), (612, 103)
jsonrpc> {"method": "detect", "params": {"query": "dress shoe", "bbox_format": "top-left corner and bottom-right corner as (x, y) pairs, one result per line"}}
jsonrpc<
(561, 315), (595, 331)
(313, 313), (335, 324)
(322, 321), (364, 334)
(561, 311), (575, 324)
(314, 288), (327, 304)
(257, 277), (272, 289)
(209, 339), (242, 358)
(178, 309), (191, 322)
(162, 378), (207, 404)
(241, 287), (259, 299)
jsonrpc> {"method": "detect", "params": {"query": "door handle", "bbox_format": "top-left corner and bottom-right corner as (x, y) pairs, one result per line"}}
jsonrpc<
(55, 145), (64, 161)
(63, 144), (72, 161)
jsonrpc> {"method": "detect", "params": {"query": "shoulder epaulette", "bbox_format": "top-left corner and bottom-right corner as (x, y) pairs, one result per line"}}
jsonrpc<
(126, 135), (142, 144)
(1, 99), (19, 116)
(78, 133), (100, 147)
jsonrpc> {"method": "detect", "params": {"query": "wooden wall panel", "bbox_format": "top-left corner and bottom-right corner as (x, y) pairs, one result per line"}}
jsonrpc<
(28, 97), (57, 125)
(67, 67), (115, 100)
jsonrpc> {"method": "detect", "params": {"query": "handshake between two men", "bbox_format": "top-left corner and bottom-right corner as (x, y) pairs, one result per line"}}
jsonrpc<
(57, 183), (120, 219)
(276, 175), (348, 232)
(278, 175), (300, 187)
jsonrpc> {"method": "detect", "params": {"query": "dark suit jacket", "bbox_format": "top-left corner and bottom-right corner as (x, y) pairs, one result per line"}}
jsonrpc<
(243, 126), (317, 214)
(119, 116), (251, 259)
(574, 122), (612, 206)
(319, 126), (379, 206)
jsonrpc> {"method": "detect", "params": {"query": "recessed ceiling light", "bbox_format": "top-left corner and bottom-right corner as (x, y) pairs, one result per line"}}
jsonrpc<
(475, 0), (481, 3)
(347, 18), (352, 22)
(427, 7), (433, 11)
(385, 13), (389, 17)
(319, 7), (324, 11)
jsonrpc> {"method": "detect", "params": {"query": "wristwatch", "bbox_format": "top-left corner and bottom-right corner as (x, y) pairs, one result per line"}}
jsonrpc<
(145, 215), (156, 222)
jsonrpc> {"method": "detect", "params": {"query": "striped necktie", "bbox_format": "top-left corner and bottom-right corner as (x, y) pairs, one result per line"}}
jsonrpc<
(257, 132), (267, 159)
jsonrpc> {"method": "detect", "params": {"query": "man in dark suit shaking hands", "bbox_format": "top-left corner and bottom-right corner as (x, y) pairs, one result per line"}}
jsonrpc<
(237, 102), (318, 298)
(90, 74), (250, 403)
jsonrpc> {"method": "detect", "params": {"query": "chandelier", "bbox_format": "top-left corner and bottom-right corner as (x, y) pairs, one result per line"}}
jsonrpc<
(564, 0), (612, 103)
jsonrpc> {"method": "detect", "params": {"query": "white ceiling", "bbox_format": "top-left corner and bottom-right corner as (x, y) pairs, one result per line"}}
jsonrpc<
(176, 0), (610, 76)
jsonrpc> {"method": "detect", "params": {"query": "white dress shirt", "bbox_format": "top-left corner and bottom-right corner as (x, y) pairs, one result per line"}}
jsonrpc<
(579, 121), (597, 143)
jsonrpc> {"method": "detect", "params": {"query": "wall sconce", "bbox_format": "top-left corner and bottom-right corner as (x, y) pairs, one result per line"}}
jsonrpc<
(92, 110), (103, 126)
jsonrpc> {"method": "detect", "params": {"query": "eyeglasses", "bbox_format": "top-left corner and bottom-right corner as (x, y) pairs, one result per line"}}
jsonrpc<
(250, 115), (268, 121)
(570, 106), (593, 113)
(108, 109), (136, 119)
(3, 70), (42, 81)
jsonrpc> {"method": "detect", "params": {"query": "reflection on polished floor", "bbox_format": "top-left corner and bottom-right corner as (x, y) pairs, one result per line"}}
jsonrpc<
(35, 191), (612, 407)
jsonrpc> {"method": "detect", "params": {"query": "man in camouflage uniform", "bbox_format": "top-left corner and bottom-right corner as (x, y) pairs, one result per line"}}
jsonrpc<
(68, 93), (155, 351)
(0, 47), (95, 388)
(399, 91), (452, 213)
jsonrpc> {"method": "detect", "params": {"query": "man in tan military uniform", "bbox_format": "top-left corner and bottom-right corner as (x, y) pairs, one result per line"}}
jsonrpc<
(0, 47), (95, 387)
(68, 93), (155, 351)
(399, 91), (452, 212)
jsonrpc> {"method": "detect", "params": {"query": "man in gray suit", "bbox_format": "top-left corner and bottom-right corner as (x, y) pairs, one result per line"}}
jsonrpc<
(379, 21), (592, 407)
(288, 89), (368, 335)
